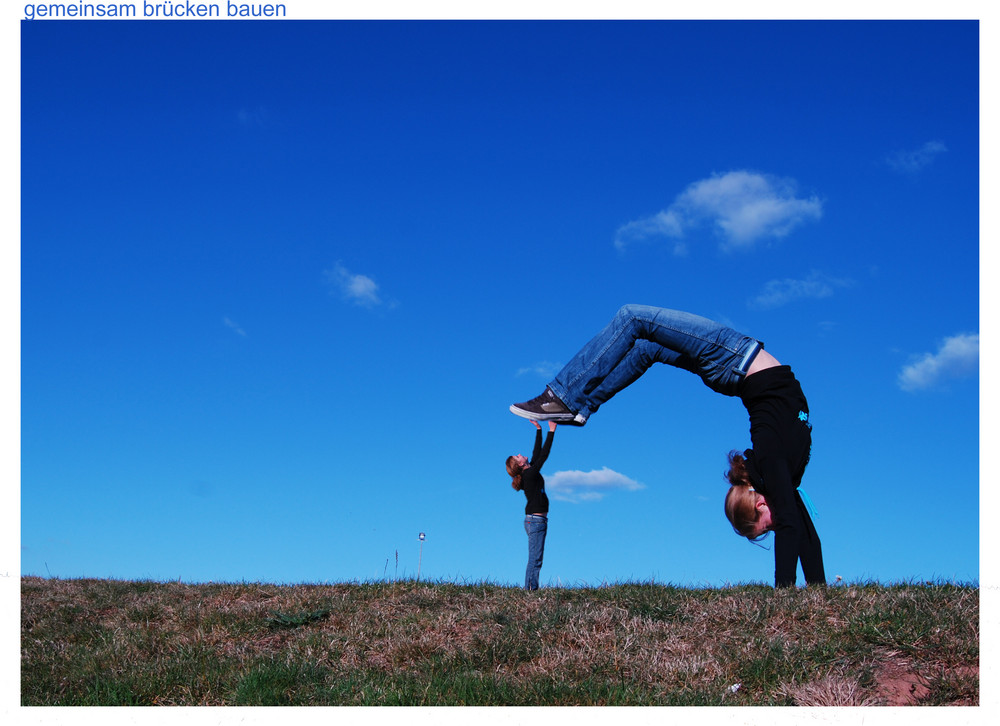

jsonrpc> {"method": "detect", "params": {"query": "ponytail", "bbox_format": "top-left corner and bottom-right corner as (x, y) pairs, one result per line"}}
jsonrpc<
(724, 450), (763, 538)
(506, 456), (524, 491)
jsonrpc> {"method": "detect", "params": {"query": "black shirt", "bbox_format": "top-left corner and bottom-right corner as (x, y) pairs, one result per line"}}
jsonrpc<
(521, 429), (553, 515)
(740, 365), (825, 587)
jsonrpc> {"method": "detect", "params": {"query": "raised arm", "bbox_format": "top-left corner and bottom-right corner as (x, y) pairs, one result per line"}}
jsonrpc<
(532, 423), (556, 469)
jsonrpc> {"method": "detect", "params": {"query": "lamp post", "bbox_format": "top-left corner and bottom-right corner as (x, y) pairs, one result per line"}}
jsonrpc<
(417, 532), (426, 581)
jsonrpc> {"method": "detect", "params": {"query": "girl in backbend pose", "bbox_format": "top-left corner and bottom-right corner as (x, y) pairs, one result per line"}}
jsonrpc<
(510, 304), (824, 588)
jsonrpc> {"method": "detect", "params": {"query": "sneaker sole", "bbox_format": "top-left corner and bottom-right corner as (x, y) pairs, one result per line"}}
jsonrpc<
(509, 405), (586, 426)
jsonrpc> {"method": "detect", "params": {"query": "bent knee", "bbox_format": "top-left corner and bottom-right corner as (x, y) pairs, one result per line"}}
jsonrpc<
(633, 339), (671, 367)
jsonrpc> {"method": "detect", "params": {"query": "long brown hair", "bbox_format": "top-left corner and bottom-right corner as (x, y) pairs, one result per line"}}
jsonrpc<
(724, 450), (764, 538)
(506, 456), (524, 491)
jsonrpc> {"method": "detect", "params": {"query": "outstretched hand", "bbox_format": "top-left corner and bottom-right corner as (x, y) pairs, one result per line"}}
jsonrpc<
(528, 419), (556, 432)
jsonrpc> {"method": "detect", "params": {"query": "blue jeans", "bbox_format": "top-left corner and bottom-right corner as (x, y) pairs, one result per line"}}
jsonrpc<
(548, 305), (762, 421)
(524, 514), (547, 590)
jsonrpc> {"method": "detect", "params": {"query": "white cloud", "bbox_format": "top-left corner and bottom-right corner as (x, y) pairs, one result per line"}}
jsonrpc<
(615, 170), (822, 252)
(887, 141), (947, 173)
(546, 467), (646, 503)
(223, 316), (247, 336)
(325, 262), (383, 307)
(517, 361), (562, 378)
(614, 210), (687, 254)
(749, 270), (854, 310)
(898, 333), (979, 392)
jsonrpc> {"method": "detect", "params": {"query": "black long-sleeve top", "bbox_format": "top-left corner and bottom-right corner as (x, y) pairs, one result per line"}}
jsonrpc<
(739, 365), (825, 588)
(521, 428), (554, 515)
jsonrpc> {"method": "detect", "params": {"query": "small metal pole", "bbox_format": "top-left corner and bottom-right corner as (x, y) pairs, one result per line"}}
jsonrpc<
(417, 532), (426, 581)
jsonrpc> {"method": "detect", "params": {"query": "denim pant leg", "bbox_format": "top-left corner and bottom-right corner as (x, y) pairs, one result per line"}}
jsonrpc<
(524, 515), (547, 590)
(548, 305), (761, 419)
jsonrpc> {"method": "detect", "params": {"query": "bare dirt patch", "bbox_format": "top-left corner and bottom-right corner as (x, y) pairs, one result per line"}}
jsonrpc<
(874, 658), (931, 705)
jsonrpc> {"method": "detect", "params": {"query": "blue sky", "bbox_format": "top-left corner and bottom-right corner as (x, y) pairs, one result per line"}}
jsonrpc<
(14, 15), (983, 595)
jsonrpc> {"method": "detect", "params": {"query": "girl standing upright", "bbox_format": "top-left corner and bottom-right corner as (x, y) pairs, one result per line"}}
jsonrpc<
(506, 420), (557, 590)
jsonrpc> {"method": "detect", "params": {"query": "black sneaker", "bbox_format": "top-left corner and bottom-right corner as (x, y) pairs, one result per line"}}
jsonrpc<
(510, 388), (587, 425)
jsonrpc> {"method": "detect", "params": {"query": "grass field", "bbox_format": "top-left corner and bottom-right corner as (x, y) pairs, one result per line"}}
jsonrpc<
(20, 576), (978, 706)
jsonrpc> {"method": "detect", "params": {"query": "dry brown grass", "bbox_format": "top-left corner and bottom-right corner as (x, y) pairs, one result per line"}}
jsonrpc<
(21, 577), (979, 706)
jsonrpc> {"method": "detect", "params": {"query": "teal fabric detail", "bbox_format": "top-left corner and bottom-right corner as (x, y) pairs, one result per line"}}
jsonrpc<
(799, 489), (818, 518)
